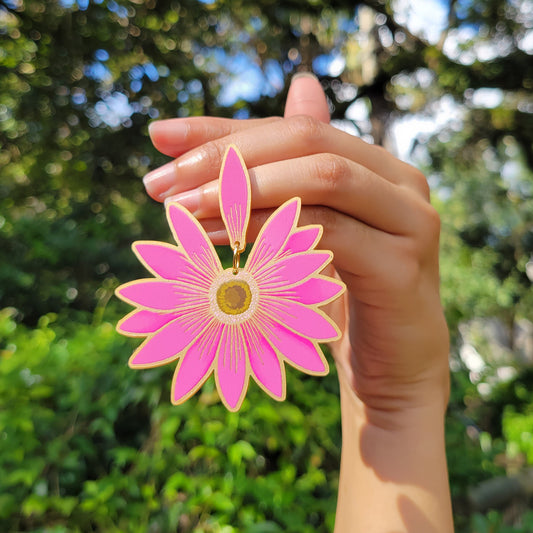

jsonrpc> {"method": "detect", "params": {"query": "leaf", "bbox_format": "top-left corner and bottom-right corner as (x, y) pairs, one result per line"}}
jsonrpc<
(228, 440), (256, 467)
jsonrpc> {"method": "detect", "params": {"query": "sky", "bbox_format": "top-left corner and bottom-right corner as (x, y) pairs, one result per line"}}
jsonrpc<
(394, 0), (448, 43)
(194, 0), (501, 163)
(76, 0), (530, 165)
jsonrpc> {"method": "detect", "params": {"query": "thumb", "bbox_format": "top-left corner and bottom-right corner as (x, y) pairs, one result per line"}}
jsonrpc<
(284, 72), (330, 124)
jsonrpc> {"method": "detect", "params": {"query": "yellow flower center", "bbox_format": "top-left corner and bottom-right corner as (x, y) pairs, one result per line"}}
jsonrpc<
(216, 280), (252, 315)
(210, 270), (258, 324)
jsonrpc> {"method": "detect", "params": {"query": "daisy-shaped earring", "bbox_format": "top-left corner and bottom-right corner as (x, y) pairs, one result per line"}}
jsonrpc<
(116, 145), (346, 411)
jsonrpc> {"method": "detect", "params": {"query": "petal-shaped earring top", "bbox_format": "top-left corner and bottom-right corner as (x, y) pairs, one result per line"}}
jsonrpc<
(219, 145), (251, 252)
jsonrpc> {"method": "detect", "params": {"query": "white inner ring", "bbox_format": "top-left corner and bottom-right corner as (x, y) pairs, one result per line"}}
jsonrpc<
(209, 269), (259, 325)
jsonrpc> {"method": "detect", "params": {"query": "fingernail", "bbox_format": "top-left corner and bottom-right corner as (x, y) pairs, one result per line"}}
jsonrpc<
(291, 71), (318, 83)
(143, 160), (177, 198)
(164, 189), (200, 214)
(175, 149), (205, 172)
(148, 119), (190, 146)
(206, 229), (229, 244)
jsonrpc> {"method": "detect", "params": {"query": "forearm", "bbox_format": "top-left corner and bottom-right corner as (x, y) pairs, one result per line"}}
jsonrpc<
(334, 372), (453, 533)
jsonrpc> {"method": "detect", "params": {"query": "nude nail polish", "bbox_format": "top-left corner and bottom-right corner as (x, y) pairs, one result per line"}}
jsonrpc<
(291, 71), (319, 82)
(148, 119), (190, 146)
(143, 160), (177, 198)
(164, 189), (200, 214)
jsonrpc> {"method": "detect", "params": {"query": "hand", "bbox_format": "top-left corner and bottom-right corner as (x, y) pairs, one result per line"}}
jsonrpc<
(143, 74), (450, 424)
(143, 73), (453, 532)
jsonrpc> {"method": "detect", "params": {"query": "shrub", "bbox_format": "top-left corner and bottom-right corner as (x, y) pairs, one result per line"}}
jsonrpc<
(0, 307), (341, 532)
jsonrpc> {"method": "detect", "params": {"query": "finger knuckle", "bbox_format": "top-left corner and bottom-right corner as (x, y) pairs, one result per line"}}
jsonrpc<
(390, 204), (441, 290)
(196, 140), (224, 168)
(286, 114), (325, 147)
(202, 120), (231, 140)
(314, 154), (349, 194)
(403, 201), (441, 254)
(421, 202), (441, 241)
(410, 168), (431, 199)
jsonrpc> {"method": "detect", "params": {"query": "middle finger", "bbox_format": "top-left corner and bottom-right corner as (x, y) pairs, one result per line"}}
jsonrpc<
(165, 153), (424, 235)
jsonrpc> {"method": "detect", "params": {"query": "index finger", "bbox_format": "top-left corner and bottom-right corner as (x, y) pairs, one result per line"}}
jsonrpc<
(148, 117), (282, 158)
(144, 115), (429, 202)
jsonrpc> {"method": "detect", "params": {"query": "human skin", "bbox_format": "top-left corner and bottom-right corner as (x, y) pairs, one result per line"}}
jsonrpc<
(142, 73), (454, 532)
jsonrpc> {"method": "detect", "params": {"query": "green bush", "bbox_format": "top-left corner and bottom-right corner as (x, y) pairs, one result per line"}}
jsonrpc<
(471, 510), (533, 533)
(0, 307), (341, 532)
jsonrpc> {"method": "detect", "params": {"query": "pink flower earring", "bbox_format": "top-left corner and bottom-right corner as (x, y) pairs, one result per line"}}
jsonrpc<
(115, 145), (345, 411)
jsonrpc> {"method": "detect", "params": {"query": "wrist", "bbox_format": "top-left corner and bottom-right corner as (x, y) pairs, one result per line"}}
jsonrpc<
(337, 366), (449, 432)
(335, 369), (453, 533)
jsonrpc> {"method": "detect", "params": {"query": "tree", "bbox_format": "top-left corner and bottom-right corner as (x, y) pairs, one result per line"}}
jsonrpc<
(1, 0), (531, 530)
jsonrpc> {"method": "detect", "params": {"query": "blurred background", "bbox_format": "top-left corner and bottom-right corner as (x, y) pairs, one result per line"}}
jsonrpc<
(0, 0), (532, 531)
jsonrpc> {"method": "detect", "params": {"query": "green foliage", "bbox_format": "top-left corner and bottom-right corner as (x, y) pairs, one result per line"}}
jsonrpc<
(1, 0), (532, 530)
(0, 307), (341, 532)
(503, 407), (533, 463)
(471, 510), (533, 533)
(433, 137), (533, 334)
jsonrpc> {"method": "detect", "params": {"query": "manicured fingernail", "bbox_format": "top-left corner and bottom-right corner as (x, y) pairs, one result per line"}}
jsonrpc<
(148, 119), (190, 146)
(291, 71), (318, 82)
(143, 160), (176, 199)
(175, 149), (205, 172)
(206, 229), (229, 243)
(164, 189), (200, 214)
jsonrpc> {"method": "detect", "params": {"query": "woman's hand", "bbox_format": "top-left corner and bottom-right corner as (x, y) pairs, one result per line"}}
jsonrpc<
(143, 73), (452, 531)
(144, 75), (449, 423)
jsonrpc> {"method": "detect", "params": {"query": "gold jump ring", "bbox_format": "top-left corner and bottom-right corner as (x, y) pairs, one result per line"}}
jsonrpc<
(232, 242), (241, 275)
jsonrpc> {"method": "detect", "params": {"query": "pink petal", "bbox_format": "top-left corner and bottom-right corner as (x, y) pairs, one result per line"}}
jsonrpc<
(117, 309), (180, 336)
(132, 241), (207, 282)
(216, 325), (248, 411)
(172, 323), (223, 403)
(129, 317), (209, 368)
(116, 279), (205, 311)
(246, 199), (299, 273)
(255, 252), (332, 290)
(219, 146), (251, 250)
(243, 323), (284, 399)
(280, 226), (321, 255)
(273, 276), (345, 305)
(266, 321), (328, 374)
(263, 299), (340, 341)
(167, 203), (221, 276)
